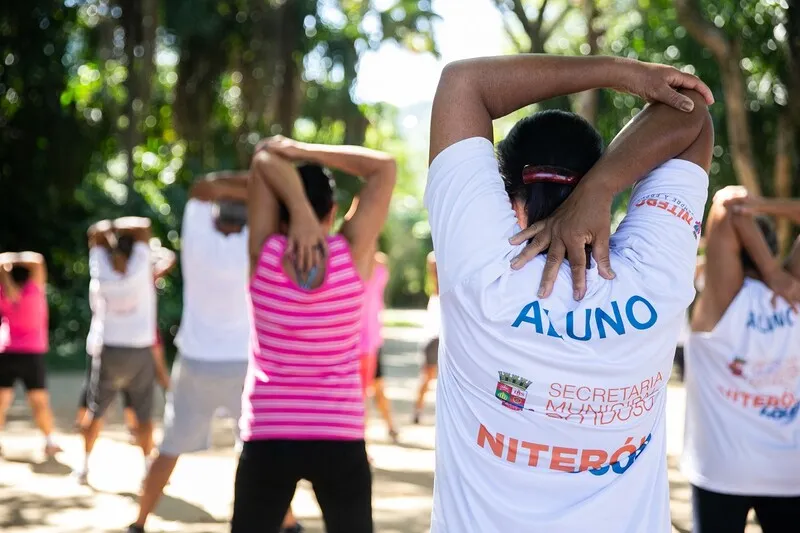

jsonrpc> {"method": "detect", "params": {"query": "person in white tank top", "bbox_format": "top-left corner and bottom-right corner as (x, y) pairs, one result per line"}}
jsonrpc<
(682, 188), (800, 532)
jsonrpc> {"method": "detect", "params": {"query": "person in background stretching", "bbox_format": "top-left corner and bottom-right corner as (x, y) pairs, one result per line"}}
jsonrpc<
(77, 217), (160, 486)
(131, 173), (308, 533)
(682, 189), (800, 533)
(413, 251), (439, 425)
(231, 136), (395, 533)
(425, 53), (714, 532)
(75, 246), (175, 440)
(0, 252), (61, 458)
(360, 250), (397, 443)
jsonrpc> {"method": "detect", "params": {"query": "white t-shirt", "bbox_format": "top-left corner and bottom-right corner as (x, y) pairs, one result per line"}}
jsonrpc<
(424, 137), (708, 533)
(174, 199), (250, 362)
(682, 278), (800, 496)
(87, 242), (156, 350)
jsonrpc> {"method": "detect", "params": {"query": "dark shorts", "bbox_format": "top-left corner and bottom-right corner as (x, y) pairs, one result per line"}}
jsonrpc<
(374, 347), (384, 380)
(78, 358), (134, 409)
(87, 346), (155, 423)
(0, 352), (47, 390)
(423, 337), (439, 367)
(232, 439), (373, 533)
(692, 485), (800, 533)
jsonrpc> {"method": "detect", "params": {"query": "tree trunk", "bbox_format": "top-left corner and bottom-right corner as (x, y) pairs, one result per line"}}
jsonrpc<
(120, 0), (142, 203)
(786, 1), (800, 129)
(675, 0), (761, 195)
(576, 0), (600, 125)
(274, 1), (300, 135)
(773, 113), (793, 254)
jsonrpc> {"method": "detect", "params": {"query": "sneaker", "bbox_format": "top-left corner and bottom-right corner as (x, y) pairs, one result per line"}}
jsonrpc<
(127, 524), (145, 533)
(281, 524), (305, 533)
(44, 442), (63, 458)
(73, 468), (89, 486)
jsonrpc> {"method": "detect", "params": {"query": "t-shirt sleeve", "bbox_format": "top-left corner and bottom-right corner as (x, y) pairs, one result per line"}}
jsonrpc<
(610, 159), (709, 303)
(181, 199), (214, 260)
(423, 137), (519, 294)
(89, 246), (112, 280)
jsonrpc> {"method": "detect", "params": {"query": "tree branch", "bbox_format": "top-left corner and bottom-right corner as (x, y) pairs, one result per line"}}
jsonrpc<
(675, 0), (761, 195)
(674, 0), (729, 58)
(533, 0), (551, 34)
(507, 0), (534, 40)
(541, 5), (573, 43)
(498, 7), (525, 53)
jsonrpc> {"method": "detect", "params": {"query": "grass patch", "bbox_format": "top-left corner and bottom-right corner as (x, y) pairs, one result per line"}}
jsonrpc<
(383, 320), (424, 329)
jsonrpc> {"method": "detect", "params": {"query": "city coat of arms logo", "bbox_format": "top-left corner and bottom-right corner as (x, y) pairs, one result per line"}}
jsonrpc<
(495, 371), (532, 411)
(728, 357), (746, 377)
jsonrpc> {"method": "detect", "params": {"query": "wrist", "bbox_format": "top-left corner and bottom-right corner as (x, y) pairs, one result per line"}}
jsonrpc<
(607, 56), (641, 93)
(578, 172), (617, 202)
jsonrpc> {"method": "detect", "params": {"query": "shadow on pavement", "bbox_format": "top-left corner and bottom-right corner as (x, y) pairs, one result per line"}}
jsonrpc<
(0, 489), (93, 528)
(2, 455), (73, 476)
(373, 467), (433, 489)
(116, 491), (225, 525)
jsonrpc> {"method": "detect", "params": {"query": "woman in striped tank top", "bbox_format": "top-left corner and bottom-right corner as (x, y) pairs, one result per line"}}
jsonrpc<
(231, 135), (396, 533)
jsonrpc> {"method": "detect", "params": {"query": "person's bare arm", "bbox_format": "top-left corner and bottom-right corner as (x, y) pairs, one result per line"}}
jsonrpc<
(692, 187), (800, 331)
(260, 136), (396, 270)
(429, 55), (713, 164)
(113, 216), (152, 242)
(731, 197), (800, 224)
(190, 171), (249, 202)
(0, 254), (19, 302)
(427, 252), (439, 296)
(12, 252), (47, 286)
(87, 219), (114, 248)
(786, 236), (800, 280)
(248, 150), (324, 275)
(152, 247), (177, 280)
(512, 90), (713, 299)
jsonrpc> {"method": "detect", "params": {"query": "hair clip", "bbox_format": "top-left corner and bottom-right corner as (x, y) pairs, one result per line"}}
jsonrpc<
(522, 165), (582, 185)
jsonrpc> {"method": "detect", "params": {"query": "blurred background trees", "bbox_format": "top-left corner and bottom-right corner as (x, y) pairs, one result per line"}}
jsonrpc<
(1, 0), (797, 367)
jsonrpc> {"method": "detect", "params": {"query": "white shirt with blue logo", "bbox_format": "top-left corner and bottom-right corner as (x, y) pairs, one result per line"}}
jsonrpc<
(424, 137), (708, 533)
(682, 278), (800, 496)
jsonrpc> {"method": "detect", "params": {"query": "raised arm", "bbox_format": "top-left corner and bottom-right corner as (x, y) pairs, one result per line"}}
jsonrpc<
(152, 247), (177, 280)
(190, 171), (249, 202)
(730, 197), (800, 225)
(427, 252), (439, 296)
(248, 150), (325, 275)
(692, 187), (800, 332)
(113, 216), (152, 242)
(87, 219), (115, 248)
(512, 89), (713, 298)
(429, 55), (713, 163)
(12, 251), (47, 286)
(258, 136), (396, 268)
(787, 235), (800, 280)
(0, 253), (20, 302)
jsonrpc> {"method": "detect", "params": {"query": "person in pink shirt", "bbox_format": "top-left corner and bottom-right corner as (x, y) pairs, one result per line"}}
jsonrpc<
(232, 135), (395, 533)
(359, 251), (397, 442)
(0, 251), (61, 457)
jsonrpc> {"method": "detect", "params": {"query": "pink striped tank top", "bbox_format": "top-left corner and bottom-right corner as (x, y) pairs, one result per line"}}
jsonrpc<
(241, 234), (366, 441)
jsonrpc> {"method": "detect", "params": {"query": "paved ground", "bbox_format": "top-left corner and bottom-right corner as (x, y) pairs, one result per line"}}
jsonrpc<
(0, 310), (761, 532)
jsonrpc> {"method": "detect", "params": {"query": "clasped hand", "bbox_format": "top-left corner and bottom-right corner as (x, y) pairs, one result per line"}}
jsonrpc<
(508, 59), (714, 300)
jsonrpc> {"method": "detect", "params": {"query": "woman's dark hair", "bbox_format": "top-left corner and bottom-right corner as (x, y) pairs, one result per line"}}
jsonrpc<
(742, 216), (778, 273)
(11, 266), (30, 285)
(497, 110), (604, 227)
(279, 164), (336, 224)
(114, 234), (136, 259)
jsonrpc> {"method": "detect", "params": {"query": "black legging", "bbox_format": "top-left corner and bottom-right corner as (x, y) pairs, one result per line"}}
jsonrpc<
(692, 485), (800, 533)
(231, 439), (373, 533)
